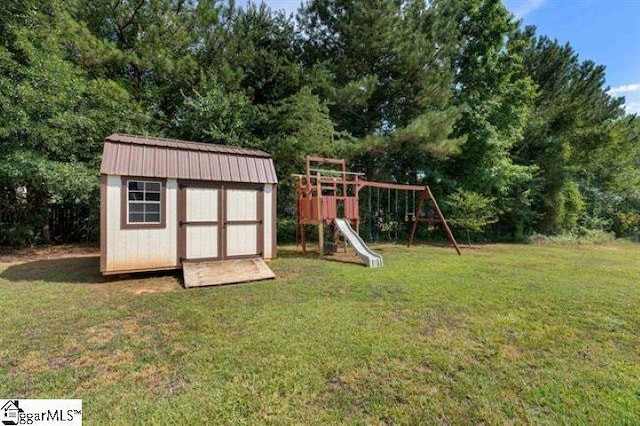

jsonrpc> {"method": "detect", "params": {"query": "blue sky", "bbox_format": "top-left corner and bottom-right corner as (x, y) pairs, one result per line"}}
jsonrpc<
(506, 0), (640, 114)
(245, 0), (640, 114)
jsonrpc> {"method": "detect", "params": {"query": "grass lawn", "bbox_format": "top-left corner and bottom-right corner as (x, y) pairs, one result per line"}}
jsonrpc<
(1, 242), (640, 424)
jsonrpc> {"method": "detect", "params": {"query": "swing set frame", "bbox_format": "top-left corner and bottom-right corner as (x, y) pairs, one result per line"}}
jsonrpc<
(294, 156), (461, 256)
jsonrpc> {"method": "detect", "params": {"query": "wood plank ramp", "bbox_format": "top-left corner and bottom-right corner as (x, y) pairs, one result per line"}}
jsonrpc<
(183, 258), (275, 288)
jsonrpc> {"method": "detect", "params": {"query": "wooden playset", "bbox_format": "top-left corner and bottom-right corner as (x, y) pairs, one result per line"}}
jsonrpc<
(294, 156), (461, 265)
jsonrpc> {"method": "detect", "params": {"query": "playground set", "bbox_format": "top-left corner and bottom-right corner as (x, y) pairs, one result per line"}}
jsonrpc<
(99, 136), (458, 286)
(294, 156), (461, 267)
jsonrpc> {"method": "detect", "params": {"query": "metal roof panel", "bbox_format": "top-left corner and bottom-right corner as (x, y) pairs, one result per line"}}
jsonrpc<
(100, 134), (277, 184)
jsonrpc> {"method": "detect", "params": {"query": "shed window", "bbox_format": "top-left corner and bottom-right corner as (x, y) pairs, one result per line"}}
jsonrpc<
(127, 180), (162, 223)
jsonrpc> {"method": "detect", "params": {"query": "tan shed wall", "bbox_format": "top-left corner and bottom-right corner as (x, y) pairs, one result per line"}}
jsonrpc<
(263, 184), (274, 259)
(104, 175), (179, 272)
(100, 175), (107, 272)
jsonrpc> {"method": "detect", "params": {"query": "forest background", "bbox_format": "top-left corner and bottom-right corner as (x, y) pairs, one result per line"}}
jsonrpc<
(1, 0), (639, 246)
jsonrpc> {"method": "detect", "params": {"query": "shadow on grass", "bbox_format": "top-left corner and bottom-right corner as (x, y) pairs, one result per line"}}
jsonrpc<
(276, 247), (311, 259)
(1, 256), (109, 284)
(321, 256), (366, 266)
(1, 256), (180, 285)
(277, 246), (368, 266)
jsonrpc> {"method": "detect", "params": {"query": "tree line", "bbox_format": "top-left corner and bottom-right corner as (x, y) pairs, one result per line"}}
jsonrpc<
(1, 0), (638, 246)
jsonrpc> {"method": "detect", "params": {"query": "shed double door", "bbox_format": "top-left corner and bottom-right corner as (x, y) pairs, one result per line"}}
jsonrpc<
(179, 183), (263, 262)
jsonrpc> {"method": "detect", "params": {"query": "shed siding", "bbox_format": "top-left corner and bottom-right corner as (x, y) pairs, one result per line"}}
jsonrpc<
(226, 188), (258, 221)
(226, 224), (259, 256)
(186, 187), (219, 222)
(263, 184), (274, 259)
(105, 175), (178, 272)
(186, 225), (219, 259)
(225, 187), (260, 257)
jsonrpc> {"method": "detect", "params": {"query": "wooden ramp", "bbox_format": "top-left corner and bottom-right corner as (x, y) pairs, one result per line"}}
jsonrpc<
(182, 258), (275, 288)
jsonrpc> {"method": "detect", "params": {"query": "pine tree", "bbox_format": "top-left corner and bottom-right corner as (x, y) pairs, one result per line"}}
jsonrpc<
(0, 0), (137, 244)
(518, 35), (625, 233)
(298, 0), (453, 137)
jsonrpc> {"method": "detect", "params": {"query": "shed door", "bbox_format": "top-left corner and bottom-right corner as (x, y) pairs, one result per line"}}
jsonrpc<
(182, 186), (221, 261)
(225, 188), (263, 258)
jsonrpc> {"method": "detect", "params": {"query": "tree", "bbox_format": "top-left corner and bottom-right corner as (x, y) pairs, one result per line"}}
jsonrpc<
(0, 0), (137, 244)
(169, 77), (255, 147)
(298, 0), (465, 197)
(517, 35), (625, 234)
(66, 0), (206, 129)
(383, 108), (466, 184)
(444, 0), (537, 236)
(298, 0), (454, 137)
(447, 189), (498, 246)
(1, 0), (637, 246)
(263, 86), (353, 216)
(201, 3), (302, 108)
(581, 116), (640, 237)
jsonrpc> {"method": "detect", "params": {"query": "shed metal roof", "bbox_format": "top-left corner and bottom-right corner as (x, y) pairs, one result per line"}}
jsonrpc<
(100, 134), (278, 184)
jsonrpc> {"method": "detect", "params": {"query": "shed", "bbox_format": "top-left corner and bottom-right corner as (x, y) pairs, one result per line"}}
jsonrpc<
(100, 134), (278, 283)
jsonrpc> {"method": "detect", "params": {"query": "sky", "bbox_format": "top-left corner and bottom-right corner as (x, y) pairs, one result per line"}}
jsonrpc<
(505, 0), (640, 114)
(242, 0), (640, 115)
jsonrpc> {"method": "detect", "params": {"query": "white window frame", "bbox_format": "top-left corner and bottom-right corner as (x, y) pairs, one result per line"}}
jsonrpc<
(126, 179), (163, 225)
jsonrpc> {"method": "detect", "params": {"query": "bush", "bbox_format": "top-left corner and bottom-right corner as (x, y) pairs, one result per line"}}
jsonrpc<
(447, 189), (498, 246)
(277, 218), (297, 244)
(530, 228), (616, 245)
(615, 212), (640, 238)
(0, 222), (39, 248)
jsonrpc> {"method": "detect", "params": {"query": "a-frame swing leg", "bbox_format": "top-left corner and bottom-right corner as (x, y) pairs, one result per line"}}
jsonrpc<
(408, 208), (420, 247)
(407, 188), (461, 255)
(407, 189), (425, 247)
(426, 187), (461, 255)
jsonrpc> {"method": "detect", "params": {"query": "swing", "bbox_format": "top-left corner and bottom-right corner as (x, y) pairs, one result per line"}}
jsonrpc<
(404, 190), (417, 222)
(382, 188), (391, 238)
(367, 186), (373, 241)
(394, 188), (399, 241)
(412, 190), (417, 221)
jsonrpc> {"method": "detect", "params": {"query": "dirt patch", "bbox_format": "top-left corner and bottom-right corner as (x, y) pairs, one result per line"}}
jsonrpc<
(83, 318), (159, 346)
(94, 275), (182, 295)
(318, 368), (366, 402)
(14, 351), (50, 375)
(8, 317), (188, 394)
(498, 344), (523, 361)
(130, 282), (181, 294)
(48, 357), (72, 371)
(420, 311), (466, 339)
(85, 323), (119, 345)
(143, 364), (189, 395)
(71, 317), (187, 393)
(324, 251), (365, 265)
(74, 348), (135, 369)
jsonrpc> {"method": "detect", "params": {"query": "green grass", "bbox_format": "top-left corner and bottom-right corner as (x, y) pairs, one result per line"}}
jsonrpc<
(1, 243), (640, 424)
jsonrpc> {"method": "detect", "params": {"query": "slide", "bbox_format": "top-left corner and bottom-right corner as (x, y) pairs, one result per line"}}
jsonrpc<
(334, 218), (384, 268)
